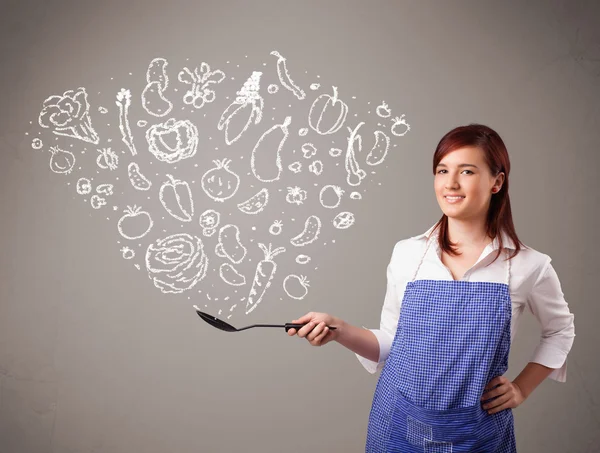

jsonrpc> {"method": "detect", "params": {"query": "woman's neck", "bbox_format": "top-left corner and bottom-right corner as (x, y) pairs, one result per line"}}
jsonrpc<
(446, 218), (493, 249)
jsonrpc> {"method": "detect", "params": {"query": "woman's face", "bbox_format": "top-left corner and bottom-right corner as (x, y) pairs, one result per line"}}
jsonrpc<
(434, 146), (503, 222)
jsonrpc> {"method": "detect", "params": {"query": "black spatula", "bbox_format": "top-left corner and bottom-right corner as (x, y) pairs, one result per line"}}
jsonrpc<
(193, 305), (336, 332)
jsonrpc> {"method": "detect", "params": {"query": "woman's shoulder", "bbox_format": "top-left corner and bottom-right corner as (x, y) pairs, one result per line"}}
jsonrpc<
(389, 233), (429, 265)
(510, 242), (552, 280)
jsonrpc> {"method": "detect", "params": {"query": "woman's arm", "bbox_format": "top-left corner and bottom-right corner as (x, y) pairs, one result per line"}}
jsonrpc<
(513, 362), (555, 399)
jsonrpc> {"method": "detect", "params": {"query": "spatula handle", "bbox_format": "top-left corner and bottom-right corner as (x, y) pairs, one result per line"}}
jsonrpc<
(284, 323), (337, 332)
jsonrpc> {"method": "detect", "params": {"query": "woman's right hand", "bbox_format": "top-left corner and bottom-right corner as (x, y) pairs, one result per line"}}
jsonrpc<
(287, 312), (342, 347)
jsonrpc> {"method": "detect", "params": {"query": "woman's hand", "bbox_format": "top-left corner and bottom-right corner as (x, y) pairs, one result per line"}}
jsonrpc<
(481, 375), (526, 414)
(287, 312), (341, 347)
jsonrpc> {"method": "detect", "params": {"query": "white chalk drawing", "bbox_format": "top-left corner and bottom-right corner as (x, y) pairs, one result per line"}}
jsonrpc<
(218, 71), (264, 145)
(308, 86), (348, 135)
(178, 62), (226, 109)
(286, 186), (307, 205)
(345, 122), (367, 186)
(145, 233), (208, 294)
(391, 114), (410, 137)
(137, 120), (148, 128)
(115, 89), (137, 156)
(96, 183), (114, 196)
(290, 215), (321, 246)
(298, 127), (308, 136)
(120, 246), (135, 260)
(319, 185), (344, 209)
(308, 160), (323, 175)
(309, 83), (320, 90)
(301, 143), (317, 159)
(127, 162), (152, 191)
(31, 138), (43, 149)
(159, 174), (194, 222)
(376, 101), (391, 118)
(219, 263), (246, 286)
(350, 191), (362, 200)
(269, 220), (283, 236)
(329, 147), (343, 157)
(76, 177), (92, 195)
(251, 116), (292, 182)
(48, 146), (75, 174)
(141, 58), (173, 117)
(267, 84), (279, 94)
(270, 51), (306, 100)
(295, 254), (311, 264)
(333, 211), (355, 229)
(246, 243), (286, 314)
(91, 195), (106, 209)
(288, 161), (302, 173)
(134, 264), (141, 270)
(237, 188), (269, 215)
(215, 224), (247, 264)
(146, 118), (199, 163)
(39, 87), (99, 144)
(199, 209), (221, 237)
(98, 106), (108, 114)
(366, 130), (391, 166)
(117, 206), (153, 240)
(283, 274), (310, 300)
(201, 159), (240, 202)
(96, 147), (119, 171)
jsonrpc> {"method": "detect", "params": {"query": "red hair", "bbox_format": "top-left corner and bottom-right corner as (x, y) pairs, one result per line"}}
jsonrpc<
(431, 124), (525, 263)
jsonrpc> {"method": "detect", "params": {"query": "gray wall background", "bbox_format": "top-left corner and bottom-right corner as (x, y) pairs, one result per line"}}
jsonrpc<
(1, 1), (599, 452)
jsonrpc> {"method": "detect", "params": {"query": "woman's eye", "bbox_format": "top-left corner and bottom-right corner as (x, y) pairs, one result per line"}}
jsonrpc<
(462, 170), (474, 175)
(437, 169), (446, 174)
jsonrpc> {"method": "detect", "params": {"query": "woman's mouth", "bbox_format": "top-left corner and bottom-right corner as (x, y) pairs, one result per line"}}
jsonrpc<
(444, 195), (465, 204)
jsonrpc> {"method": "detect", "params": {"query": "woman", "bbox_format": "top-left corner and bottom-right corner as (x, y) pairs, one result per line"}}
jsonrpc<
(287, 124), (576, 452)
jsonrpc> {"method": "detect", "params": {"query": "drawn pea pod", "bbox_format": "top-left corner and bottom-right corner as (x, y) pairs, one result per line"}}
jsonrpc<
(159, 174), (194, 222)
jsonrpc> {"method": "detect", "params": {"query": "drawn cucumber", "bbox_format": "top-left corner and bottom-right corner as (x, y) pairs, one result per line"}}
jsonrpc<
(290, 215), (321, 247)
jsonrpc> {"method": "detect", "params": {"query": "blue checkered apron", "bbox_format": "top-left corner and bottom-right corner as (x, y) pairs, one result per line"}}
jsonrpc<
(366, 238), (517, 452)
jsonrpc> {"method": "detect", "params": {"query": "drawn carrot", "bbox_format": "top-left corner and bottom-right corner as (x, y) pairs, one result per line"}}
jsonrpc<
(245, 243), (286, 315)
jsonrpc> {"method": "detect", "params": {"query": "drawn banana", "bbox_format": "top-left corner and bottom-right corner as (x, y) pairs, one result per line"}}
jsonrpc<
(271, 51), (306, 100)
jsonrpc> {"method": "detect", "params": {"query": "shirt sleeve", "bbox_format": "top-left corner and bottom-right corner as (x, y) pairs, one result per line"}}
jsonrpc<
(356, 245), (402, 374)
(526, 257), (575, 383)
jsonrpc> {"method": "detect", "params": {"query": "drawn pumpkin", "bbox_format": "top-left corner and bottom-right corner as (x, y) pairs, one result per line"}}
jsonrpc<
(308, 86), (348, 135)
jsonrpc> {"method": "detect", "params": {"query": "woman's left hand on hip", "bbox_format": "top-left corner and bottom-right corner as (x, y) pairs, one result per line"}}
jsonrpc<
(480, 375), (525, 414)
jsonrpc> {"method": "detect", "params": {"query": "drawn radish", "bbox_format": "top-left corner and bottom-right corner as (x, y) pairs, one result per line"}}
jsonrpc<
(290, 215), (321, 247)
(251, 116), (292, 182)
(283, 275), (310, 300)
(245, 243), (286, 315)
(118, 206), (153, 239)
(201, 159), (240, 202)
(269, 220), (283, 235)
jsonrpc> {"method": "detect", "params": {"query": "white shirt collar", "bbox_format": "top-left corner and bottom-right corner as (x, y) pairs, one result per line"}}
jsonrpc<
(415, 223), (516, 251)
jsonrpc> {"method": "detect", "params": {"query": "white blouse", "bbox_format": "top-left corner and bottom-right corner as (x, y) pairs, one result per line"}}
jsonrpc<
(356, 224), (576, 383)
